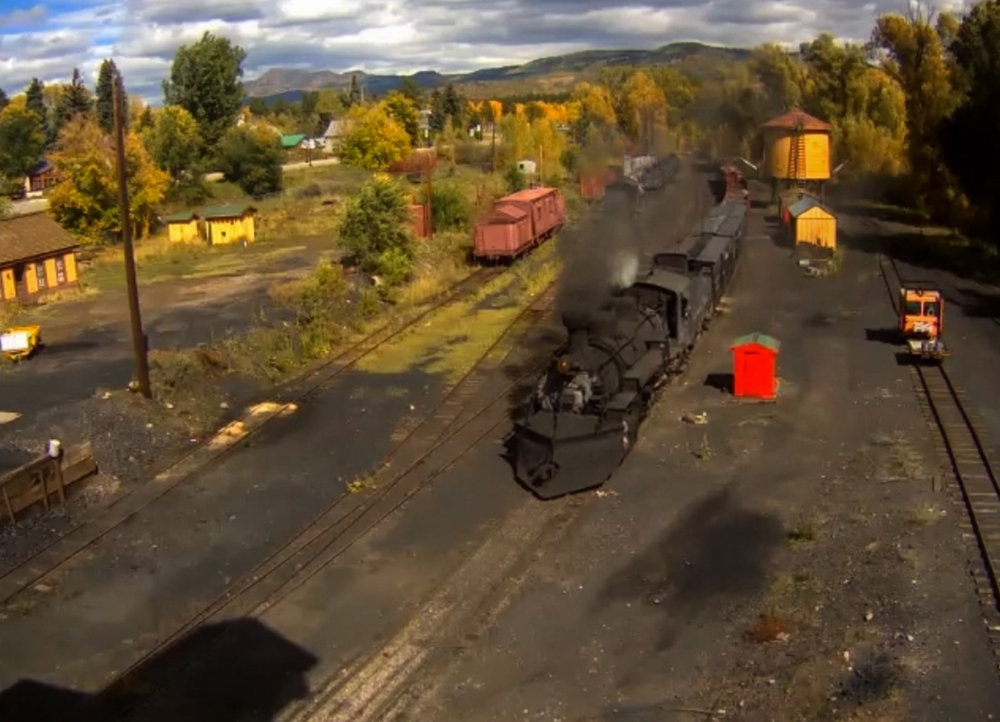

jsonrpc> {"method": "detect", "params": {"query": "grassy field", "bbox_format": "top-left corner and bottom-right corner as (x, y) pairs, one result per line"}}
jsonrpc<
(75, 159), (535, 296)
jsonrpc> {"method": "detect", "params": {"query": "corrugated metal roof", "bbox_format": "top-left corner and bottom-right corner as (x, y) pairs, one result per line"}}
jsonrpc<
(0, 212), (79, 266)
(762, 109), (832, 131)
(731, 333), (781, 352)
(788, 196), (833, 218)
(201, 204), (256, 220)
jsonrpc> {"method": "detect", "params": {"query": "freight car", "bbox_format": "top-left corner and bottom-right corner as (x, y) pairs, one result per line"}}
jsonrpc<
(473, 187), (566, 262)
(507, 179), (747, 499)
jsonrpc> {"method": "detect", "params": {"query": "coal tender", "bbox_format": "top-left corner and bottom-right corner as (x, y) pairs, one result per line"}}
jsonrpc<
(509, 292), (671, 499)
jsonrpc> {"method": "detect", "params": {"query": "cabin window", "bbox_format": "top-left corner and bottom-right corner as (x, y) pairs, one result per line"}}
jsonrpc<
(35, 263), (47, 290)
(924, 301), (939, 317)
(55, 256), (67, 284)
(904, 300), (922, 315)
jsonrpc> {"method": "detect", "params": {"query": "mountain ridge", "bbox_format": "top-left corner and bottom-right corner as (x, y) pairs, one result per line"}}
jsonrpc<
(243, 41), (751, 102)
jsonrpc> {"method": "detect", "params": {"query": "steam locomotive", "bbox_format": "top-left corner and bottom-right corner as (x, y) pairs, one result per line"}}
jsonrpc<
(507, 172), (749, 499)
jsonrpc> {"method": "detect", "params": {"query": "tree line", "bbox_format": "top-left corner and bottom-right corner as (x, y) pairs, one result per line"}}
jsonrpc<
(4, 1), (1000, 243)
(0, 32), (284, 241)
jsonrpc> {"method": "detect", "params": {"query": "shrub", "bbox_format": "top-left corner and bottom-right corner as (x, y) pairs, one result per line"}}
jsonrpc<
(420, 181), (472, 232)
(505, 165), (528, 193)
(338, 176), (415, 286)
(215, 125), (284, 197)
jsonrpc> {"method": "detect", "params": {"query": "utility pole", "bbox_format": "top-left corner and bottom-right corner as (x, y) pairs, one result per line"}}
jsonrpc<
(490, 117), (497, 175)
(112, 72), (152, 399)
(425, 157), (434, 237)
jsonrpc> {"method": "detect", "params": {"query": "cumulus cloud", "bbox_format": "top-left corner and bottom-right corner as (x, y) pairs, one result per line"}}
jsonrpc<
(0, 0), (975, 103)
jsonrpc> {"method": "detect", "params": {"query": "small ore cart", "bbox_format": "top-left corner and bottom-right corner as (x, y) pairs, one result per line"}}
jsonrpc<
(1, 325), (42, 361)
(898, 284), (949, 362)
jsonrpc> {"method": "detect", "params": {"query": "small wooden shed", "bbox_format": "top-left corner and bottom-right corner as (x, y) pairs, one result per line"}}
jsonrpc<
(0, 213), (80, 302)
(731, 333), (780, 400)
(163, 210), (201, 243)
(788, 196), (837, 250)
(202, 204), (257, 246)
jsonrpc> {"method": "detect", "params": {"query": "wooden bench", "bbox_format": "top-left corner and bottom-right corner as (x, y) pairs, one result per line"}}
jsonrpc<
(0, 442), (98, 524)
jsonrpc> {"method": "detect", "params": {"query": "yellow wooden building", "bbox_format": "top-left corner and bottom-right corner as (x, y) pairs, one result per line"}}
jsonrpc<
(202, 205), (257, 246)
(163, 210), (202, 243)
(788, 196), (837, 250)
(0, 212), (80, 302)
(761, 109), (833, 183)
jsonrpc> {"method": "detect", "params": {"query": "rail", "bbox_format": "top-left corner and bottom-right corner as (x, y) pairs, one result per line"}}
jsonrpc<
(877, 252), (1000, 668)
(0, 265), (504, 605)
(81, 277), (561, 720)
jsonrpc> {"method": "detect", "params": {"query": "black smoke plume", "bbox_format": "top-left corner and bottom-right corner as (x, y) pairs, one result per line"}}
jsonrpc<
(553, 178), (643, 326)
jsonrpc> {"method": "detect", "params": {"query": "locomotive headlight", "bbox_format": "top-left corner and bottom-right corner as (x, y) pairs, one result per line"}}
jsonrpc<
(556, 355), (573, 375)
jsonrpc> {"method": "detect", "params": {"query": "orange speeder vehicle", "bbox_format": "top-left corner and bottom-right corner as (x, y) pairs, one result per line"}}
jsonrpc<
(898, 283), (949, 361)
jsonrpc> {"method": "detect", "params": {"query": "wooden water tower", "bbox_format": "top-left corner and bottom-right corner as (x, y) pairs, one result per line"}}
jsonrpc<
(761, 109), (832, 201)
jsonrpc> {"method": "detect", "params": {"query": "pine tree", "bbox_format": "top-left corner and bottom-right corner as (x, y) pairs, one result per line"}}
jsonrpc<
(95, 59), (124, 134)
(24, 78), (49, 145)
(0, 89), (8, 113)
(348, 74), (362, 107)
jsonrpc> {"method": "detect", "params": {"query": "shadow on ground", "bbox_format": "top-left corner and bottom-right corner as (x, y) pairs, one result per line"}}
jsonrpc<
(593, 487), (784, 650)
(0, 618), (316, 722)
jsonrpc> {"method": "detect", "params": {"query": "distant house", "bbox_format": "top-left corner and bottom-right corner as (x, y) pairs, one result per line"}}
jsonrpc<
(201, 205), (257, 246)
(322, 119), (352, 154)
(0, 213), (80, 302)
(162, 210), (201, 243)
(24, 159), (60, 198)
(280, 133), (307, 150)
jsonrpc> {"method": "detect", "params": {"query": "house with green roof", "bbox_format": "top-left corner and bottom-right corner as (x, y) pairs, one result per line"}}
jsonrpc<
(280, 133), (307, 150)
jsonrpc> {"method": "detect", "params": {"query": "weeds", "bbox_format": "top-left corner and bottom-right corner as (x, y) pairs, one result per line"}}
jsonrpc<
(694, 432), (712, 460)
(786, 522), (817, 546)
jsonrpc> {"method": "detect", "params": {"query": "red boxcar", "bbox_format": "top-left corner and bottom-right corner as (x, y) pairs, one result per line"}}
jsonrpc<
(473, 186), (566, 260)
(474, 204), (533, 259)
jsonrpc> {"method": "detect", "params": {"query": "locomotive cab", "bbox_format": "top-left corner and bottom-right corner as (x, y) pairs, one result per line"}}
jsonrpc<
(898, 285), (943, 339)
(898, 283), (949, 361)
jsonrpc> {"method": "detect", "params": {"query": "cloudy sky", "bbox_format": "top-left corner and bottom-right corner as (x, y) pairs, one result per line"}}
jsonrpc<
(0, 0), (968, 103)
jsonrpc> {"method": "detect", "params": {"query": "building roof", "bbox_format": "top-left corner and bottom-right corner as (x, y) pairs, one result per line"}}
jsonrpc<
(731, 332), (781, 352)
(162, 210), (199, 223)
(762, 109), (832, 132)
(788, 196), (833, 218)
(201, 204), (257, 220)
(0, 212), (79, 266)
(280, 133), (306, 148)
(28, 159), (54, 176)
(323, 119), (351, 138)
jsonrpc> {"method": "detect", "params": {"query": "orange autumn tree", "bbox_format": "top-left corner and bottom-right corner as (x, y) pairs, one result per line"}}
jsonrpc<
(48, 114), (169, 242)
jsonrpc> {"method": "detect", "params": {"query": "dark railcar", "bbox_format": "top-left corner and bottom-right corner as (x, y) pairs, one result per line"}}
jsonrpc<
(507, 175), (748, 499)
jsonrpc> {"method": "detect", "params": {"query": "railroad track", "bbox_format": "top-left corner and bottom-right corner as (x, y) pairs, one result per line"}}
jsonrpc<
(877, 252), (1000, 667)
(0, 264), (505, 606)
(99, 277), (561, 720)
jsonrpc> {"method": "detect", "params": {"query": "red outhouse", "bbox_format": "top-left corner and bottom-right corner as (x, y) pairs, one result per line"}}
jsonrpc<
(730, 333), (781, 399)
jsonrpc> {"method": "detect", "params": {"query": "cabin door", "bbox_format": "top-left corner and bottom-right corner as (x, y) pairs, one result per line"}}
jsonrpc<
(12, 264), (28, 300)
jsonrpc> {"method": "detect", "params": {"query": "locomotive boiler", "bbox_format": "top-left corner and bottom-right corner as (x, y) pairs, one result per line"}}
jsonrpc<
(509, 287), (674, 499)
(507, 164), (748, 499)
